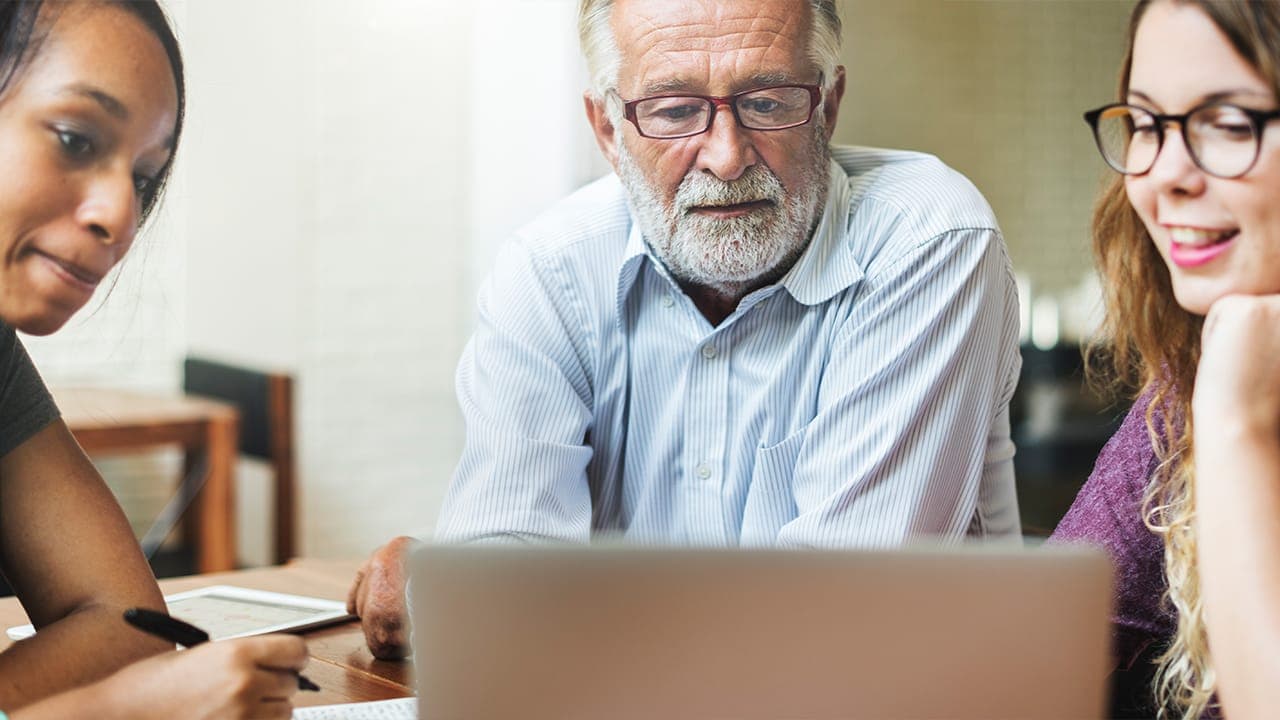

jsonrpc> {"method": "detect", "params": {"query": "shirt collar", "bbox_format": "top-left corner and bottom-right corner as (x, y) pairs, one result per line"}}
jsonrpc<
(614, 218), (652, 328)
(613, 157), (862, 323)
(777, 158), (862, 306)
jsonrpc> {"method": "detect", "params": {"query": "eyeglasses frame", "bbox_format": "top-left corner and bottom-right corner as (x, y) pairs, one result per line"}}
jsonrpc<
(1083, 100), (1280, 179)
(621, 84), (823, 140)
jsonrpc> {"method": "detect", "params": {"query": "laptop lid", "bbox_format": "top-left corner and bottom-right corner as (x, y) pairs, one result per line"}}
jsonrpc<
(410, 544), (1111, 720)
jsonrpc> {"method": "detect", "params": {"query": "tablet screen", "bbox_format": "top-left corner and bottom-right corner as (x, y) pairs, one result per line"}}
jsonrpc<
(5, 584), (352, 642)
(170, 586), (353, 635)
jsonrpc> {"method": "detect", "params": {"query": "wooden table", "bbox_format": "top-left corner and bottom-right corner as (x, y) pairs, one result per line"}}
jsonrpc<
(0, 559), (412, 708)
(53, 386), (241, 573)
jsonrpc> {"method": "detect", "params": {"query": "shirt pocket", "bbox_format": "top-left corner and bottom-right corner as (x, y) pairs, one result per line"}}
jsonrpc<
(740, 426), (808, 546)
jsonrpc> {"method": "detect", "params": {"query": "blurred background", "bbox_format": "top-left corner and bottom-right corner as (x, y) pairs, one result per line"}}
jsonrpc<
(21, 0), (1135, 570)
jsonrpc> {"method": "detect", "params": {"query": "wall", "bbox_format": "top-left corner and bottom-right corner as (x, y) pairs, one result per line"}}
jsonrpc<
(23, 1), (1136, 561)
(27, 0), (593, 563)
(177, 0), (596, 558)
(836, 0), (1132, 304)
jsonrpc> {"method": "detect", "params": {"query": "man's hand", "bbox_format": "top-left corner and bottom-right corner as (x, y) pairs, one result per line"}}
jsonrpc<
(347, 536), (420, 660)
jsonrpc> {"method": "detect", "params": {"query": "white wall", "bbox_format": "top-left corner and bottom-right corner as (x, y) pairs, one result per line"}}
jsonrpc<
(27, 0), (595, 562)
(466, 1), (608, 292)
(180, 0), (598, 558)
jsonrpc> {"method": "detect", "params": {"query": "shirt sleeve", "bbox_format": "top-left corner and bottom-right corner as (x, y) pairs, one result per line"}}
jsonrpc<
(434, 239), (595, 544)
(0, 324), (61, 459)
(774, 227), (1020, 547)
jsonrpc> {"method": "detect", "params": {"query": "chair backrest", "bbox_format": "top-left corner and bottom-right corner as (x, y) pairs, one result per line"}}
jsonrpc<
(183, 356), (296, 564)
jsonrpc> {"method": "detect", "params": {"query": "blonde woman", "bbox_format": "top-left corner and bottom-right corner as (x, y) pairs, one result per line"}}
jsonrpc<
(1054, 0), (1280, 718)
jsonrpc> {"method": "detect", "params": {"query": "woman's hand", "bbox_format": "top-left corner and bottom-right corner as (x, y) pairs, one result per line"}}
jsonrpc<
(1193, 294), (1280, 438)
(108, 636), (310, 720)
(12, 635), (310, 720)
(1193, 293), (1280, 720)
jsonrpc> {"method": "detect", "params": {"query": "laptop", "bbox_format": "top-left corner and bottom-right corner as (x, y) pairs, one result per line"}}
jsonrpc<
(410, 544), (1111, 720)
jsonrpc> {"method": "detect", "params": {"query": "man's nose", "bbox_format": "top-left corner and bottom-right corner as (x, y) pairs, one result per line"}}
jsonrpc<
(694, 101), (758, 182)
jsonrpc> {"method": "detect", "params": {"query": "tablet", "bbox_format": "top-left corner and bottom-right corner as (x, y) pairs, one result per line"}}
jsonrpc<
(5, 585), (353, 641)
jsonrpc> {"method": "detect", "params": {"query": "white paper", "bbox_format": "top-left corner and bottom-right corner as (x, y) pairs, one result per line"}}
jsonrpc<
(292, 697), (417, 719)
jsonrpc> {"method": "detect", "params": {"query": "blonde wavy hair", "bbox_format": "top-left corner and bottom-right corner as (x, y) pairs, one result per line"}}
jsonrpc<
(1090, 1), (1280, 717)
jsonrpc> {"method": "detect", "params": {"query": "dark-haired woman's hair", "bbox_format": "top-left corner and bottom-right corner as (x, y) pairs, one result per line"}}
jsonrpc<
(0, 0), (185, 225)
(1088, 1), (1280, 718)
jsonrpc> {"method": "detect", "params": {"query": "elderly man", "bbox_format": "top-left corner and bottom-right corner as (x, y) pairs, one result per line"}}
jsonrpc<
(348, 0), (1021, 658)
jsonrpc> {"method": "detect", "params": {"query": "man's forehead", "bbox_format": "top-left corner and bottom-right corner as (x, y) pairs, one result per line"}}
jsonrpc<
(612, 0), (813, 94)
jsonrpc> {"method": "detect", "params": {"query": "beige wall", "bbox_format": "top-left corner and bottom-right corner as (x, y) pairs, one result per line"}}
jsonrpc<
(833, 0), (1132, 298)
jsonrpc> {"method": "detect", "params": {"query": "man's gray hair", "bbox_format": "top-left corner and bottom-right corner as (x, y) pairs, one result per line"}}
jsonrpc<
(578, 0), (842, 100)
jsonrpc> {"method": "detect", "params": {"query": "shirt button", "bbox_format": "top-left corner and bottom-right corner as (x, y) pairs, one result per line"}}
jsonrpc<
(696, 464), (712, 480)
(661, 294), (675, 308)
(701, 344), (718, 359)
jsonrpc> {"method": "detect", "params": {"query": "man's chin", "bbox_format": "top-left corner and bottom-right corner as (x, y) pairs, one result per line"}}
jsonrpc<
(669, 247), (797, 293)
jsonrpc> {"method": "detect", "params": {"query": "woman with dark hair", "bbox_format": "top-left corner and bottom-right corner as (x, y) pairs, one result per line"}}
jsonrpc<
(0, 1), (306, 718)
(1056, 0), (1280, 717)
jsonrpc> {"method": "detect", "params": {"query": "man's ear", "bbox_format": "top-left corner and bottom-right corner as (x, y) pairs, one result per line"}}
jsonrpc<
(585, 91), (622, 171)
(821, 66), (846, 140)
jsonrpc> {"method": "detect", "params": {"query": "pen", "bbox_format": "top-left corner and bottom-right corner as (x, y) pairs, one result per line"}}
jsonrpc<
(123, 608), (320, 692)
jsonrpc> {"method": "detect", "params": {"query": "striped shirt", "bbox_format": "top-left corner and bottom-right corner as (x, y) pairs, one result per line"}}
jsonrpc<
(436, 145), (1022, 547)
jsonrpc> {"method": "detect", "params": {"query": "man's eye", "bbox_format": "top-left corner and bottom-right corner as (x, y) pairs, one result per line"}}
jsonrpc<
(56, 129), (94, 158)
(741, 98), (781, 114)
(655, 104), (701, 120)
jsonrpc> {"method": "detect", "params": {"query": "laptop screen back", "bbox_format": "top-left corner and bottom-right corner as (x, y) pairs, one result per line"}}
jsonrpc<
(411, 545), (1111, 720)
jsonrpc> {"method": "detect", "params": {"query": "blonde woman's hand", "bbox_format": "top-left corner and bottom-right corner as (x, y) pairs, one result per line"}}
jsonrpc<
(1194, 294), (1280, 437)
(1194, 295), (1280, 720)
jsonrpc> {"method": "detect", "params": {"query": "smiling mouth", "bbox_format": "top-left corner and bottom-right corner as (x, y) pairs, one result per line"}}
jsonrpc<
(1168, 226), (1238, 248)
(34, 250), (105, 290)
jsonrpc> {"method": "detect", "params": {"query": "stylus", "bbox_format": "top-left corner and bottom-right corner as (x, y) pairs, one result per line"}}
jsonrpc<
(124, 607), (320, 691)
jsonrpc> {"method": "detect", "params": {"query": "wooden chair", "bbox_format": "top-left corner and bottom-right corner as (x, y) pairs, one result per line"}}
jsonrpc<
(183, 356), (297, 565)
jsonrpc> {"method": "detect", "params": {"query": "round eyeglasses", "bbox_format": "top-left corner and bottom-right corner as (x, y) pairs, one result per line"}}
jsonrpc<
(1084, 101), (1280, 179)
(621, 85), (822, 140)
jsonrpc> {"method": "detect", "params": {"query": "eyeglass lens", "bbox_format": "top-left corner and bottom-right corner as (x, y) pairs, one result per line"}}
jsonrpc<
(1092, 103), (1260, 178)
(633, 86), (815, 138)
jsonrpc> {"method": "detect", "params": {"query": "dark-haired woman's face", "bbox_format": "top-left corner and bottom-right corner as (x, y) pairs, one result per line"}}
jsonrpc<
(0, 3), (177, 335)
(1125, 1), (1280, 316)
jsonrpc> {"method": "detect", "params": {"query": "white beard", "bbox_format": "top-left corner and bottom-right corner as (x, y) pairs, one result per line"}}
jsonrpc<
(616, 123), (831, 298)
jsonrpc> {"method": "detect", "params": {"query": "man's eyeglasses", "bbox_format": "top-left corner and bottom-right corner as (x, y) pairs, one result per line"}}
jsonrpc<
(1084, 101), (1280, 179)
(621, 84), (823, 140)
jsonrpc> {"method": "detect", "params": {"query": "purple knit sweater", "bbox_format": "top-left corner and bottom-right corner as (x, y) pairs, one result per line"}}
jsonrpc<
(1051, 393), (1175, 673)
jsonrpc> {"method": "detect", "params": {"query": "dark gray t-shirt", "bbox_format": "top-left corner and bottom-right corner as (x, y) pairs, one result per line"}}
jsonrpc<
(0, 320), (61, 458)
